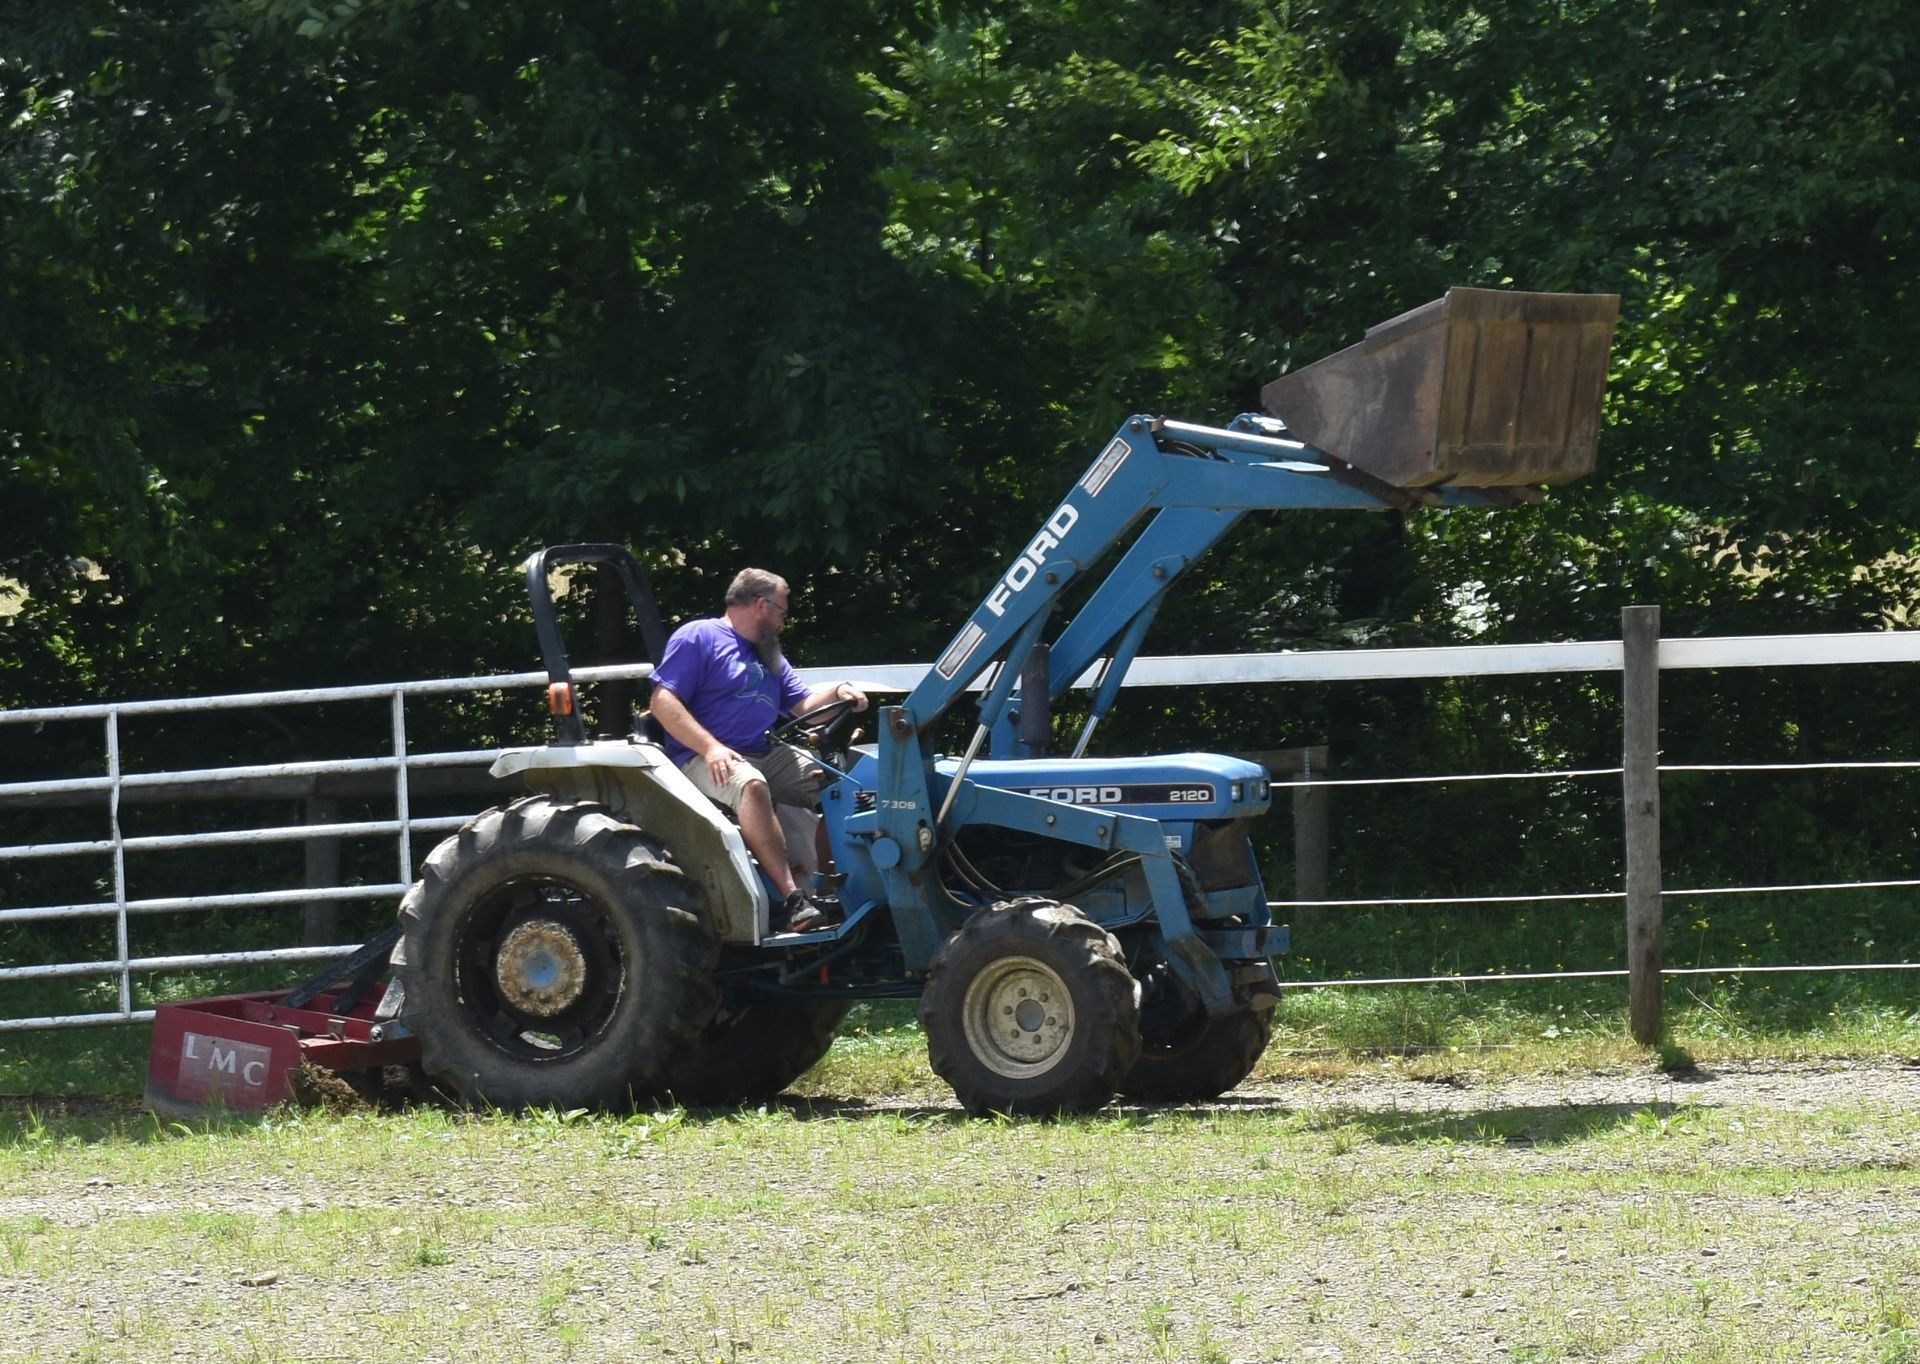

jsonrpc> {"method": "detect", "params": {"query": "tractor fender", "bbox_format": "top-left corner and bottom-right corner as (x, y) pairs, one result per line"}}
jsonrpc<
(490, 740), (769, 944)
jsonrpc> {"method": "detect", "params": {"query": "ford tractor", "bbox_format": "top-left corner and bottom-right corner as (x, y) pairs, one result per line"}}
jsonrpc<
(146, 288), (1618, 1116)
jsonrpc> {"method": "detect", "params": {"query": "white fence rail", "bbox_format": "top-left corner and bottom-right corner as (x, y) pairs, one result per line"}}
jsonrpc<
(0, 663), (667, 1030)
(3, 617), (1918, 1034)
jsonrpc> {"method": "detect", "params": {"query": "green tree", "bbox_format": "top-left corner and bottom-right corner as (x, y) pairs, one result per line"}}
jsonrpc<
(7, 0), (1919, 900)
(2, 0), (981, 716)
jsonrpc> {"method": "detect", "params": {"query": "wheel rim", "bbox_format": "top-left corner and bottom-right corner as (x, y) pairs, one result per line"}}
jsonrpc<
(454, 875), (626, 1061)
(494, 919), (590, 1017)
(960, 954), (1075, 1080)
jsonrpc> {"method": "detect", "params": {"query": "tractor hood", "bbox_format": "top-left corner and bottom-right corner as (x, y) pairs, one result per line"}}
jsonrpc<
(940, 752), (1271, 822)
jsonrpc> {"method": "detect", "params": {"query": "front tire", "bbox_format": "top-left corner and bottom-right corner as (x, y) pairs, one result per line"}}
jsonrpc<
(394, 796), (719, 1110)
(920, 898), (1140, 1116)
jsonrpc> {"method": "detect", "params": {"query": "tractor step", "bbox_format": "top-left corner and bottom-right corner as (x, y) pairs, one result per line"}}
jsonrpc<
(144, 986), (418, 1116)
(765, 923), (839, 944)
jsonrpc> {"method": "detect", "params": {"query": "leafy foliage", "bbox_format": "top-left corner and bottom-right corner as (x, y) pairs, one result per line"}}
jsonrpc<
(4, 0), (1919, 902)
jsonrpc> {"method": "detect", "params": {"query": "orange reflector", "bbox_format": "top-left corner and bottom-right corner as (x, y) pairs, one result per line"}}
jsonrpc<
(546, 682), (574, 717)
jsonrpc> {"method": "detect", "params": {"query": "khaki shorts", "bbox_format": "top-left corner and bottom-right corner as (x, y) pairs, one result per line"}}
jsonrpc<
(679, 741), (826, 811)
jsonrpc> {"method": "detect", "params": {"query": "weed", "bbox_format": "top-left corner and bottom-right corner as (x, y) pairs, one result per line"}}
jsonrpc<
(613, 1107), (685, 1151)
(1, 1214), (49, 1272)
(1659, 1039), (1698, 1072)
(1142, 1302), (1175, 1361)
(186, 1211), (254, 1251)
(1, 1106), (53, 1149)
(1691, 1276), (1716, 1318)
(529, 1105), (591, 1128)
(536, 1268), (576, 1323)
(1878, 1286), (1915, 1333)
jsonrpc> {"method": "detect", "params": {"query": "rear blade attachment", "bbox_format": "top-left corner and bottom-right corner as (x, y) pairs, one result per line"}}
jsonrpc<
(145, 932), (417, 1117)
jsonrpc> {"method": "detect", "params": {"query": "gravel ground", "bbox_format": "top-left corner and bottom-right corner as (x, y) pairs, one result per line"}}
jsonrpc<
(2, 1060), (1917, 1363)
(1226, 1055), (1920, 1117)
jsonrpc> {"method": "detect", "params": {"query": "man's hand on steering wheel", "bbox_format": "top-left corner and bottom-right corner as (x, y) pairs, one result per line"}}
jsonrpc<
(827, 682), (869, 715)
(773, 696), (855, 741)
(772, 684), (868, 743)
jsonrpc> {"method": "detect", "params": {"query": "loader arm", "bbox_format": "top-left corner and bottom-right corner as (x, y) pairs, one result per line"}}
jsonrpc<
(868, 415), (1496, 1008)
(867, 286), (1619, 1010)
(896, 416), (1497, 758)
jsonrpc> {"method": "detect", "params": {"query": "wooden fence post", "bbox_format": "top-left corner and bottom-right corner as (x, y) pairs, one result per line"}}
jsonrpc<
(1237, 746), (1332, 928)
(1622, 605), (1663, 1044)
(1292, 745), (1331, 914)
(303, 795), (341, 947)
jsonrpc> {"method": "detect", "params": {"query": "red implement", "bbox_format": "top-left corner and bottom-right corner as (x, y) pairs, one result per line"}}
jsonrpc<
(145, 987), (419, 1116)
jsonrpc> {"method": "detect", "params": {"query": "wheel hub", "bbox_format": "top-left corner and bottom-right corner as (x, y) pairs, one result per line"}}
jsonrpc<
(962, 955), (1075, 1079)
(493, 919), (590, 1017)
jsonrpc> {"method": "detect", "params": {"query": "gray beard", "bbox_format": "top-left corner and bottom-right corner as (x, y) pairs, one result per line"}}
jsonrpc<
(756, 637), (785, 673)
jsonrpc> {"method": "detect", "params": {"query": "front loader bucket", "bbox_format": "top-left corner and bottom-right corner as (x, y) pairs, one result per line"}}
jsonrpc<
(1260, 288), (1620, 488)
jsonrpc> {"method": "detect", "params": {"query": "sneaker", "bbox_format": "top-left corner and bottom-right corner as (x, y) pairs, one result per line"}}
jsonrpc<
(778, 890), (835, 934)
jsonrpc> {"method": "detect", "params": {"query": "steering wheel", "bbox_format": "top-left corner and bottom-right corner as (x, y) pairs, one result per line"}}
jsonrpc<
(769, 694), (862, 744)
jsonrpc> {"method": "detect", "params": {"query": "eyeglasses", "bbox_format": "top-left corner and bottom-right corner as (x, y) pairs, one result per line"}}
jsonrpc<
(759, 595), (789, 618)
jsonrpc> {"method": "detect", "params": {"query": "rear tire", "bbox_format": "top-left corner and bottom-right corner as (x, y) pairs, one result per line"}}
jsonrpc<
(662, 996), (852, 1107)
(394, 796), (719, 1110)
(920, 898), (1140, 1116)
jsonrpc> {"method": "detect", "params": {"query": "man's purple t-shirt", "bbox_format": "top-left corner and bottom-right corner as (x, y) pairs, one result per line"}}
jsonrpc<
(649, 617), (808, 765)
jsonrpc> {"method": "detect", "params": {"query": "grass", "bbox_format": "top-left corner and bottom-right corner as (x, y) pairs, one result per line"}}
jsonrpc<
(0, 975), (1913, 1358)
(6, 866), (1919, 1095)
(2, 878), (1918, 1358)
(6, 884), (1920, 1098)
(6, 965), (1919, 1102)
(1, 1090), (1917, 1361)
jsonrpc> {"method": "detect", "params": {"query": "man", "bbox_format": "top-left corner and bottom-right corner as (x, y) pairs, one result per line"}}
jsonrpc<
(647, 568), (868, 933)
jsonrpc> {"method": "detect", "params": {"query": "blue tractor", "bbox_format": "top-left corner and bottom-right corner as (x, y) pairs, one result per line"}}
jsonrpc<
(388, 288), (1619, 1114)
